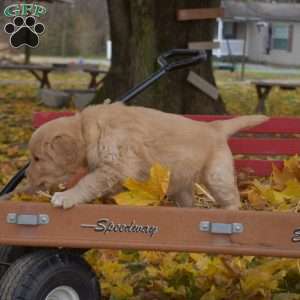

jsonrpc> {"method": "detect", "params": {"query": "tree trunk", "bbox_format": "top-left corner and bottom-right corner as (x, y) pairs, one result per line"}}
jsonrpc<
(93, 0), (226, 114)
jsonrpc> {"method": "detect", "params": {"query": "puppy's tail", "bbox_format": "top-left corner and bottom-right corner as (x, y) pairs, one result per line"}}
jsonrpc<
(211, 115), (269, 137)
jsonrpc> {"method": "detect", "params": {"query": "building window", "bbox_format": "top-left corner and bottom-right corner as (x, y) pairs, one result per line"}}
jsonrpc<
(272, 24), (292, 51)
(223, 22), (237, 39)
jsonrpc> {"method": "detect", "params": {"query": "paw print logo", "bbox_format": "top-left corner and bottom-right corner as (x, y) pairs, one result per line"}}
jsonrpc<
(4, 16), (45, 48)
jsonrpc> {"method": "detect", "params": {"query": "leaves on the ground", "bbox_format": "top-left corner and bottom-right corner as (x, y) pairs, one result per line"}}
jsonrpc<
(246, 156), (300, 212)
(85, 249), (300, 300)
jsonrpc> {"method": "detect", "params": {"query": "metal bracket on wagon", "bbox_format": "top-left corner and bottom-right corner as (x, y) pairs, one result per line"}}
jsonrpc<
(119, 48), (207, 103)
(7, 213), (49, 226)
(199, 221), (244, 235)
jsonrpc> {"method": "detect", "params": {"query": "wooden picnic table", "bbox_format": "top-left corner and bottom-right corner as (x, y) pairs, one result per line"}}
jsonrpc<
(85, 68), (107, 89)
(0, 63), (107, 89)
(252, 79), (300, 113)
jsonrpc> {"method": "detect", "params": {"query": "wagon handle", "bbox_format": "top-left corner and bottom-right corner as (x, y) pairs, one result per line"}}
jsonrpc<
(0, 162), (29, 196)
(119, 49), (206, 103)
(157, 49), (206, 71)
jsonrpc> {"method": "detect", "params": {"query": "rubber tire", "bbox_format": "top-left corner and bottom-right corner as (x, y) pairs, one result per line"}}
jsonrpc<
(0, 245), (35, 278)
(0, 250), (101, 300)
(0, 245), (87, 279)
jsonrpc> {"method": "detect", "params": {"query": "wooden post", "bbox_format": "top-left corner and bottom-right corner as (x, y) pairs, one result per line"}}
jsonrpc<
(187, 71), (219, 100)
(217, 18), (223, 42)
(188, 41), (220, 50)
(240, 22), (248, 81)
(212, 18), (223, 58)
(24, 46), (31, 64)
(177, 8), (224, 21)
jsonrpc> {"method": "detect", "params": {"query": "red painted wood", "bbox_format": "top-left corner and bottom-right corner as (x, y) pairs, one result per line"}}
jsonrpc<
(234, 160), (283, 177)
(185, 115), (300, 134)
(229, 138), (300, 155)
(185, 115), (232, 122)
(34, 112), (300, 134)
(33, 111), (74, 128)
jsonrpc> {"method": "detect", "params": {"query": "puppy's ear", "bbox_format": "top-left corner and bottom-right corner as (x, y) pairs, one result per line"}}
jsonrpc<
(47, 135), (78, 165)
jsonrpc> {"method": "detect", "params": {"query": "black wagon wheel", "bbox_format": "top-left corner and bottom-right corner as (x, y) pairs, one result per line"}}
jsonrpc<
(0, 245), (36, 278)
(0, 245), (87, 279)
(0, 250), (101, 300)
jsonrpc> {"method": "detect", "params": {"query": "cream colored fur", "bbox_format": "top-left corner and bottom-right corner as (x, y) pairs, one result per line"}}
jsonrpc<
(24, 102), (268, 209)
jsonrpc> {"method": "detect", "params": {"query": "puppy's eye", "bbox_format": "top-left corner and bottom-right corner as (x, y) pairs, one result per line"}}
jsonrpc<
(33, 156), (40, 162)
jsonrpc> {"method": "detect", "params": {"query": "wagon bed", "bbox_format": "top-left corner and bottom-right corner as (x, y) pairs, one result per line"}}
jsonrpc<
(0, 112), (299, 258)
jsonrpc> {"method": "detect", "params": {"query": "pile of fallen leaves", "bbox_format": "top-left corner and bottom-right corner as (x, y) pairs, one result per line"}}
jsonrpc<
(85, 250), (300, 300)
(0, 70), (86, 186)
(246, 157), (300, 213)
(0, 84), (36, 186)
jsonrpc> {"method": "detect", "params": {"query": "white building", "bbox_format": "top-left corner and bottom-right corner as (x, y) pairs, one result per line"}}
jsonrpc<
(214, 1), (300, 67)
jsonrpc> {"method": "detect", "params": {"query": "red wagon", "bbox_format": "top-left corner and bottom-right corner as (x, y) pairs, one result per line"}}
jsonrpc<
(0, 50), (299, 300)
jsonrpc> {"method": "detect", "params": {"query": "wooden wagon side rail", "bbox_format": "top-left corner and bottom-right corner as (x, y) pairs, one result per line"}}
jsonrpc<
(33, 113), (300, 134)
(185, 115), (300, 133)
(0, 202), (300, 258)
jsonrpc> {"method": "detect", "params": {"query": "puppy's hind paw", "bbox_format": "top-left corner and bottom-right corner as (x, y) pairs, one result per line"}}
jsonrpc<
(51, 192), (77, 209)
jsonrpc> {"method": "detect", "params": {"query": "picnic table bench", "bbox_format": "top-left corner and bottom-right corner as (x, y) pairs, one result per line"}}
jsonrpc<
(252, 79), (300, 113)
(0, 63), (107, 89)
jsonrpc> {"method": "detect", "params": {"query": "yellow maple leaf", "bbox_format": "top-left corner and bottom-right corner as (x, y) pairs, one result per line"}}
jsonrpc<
(163, 285), (186, 297)
(282, 179), (300, 199)
(247, 189), (268, 210)
(200, 285), (227, 300)
(110, 284), (133, 299)
(10, 192), (50, 203)
(114, 163), (170, 206)
(146, 266), (159, 277)
(272, 163), (294, 189)
(241, 259), (295, 296)
(283, 156), (300, 181)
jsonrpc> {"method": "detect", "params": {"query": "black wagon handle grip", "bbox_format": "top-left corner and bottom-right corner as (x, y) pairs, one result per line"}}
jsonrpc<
(119, 48), (207, 103)
(157, 49), (207, 71)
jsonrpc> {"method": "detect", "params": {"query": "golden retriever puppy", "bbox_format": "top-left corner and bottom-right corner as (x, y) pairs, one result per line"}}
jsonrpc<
(25, 102), (268, 209)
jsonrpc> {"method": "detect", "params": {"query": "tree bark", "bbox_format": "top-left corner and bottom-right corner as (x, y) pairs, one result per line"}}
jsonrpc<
(93, 0), (226, 114)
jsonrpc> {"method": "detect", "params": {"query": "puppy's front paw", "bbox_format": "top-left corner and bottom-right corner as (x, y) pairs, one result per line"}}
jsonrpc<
(0, 193), (12, 202)
(51, 191), (78, 209)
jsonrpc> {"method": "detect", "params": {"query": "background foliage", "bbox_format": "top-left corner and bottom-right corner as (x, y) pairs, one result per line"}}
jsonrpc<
(0, 0), (109, 57)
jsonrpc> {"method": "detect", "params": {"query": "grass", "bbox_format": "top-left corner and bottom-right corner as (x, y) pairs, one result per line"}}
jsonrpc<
(1, 67), (300, 115)
(215, 70), (300, 116)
